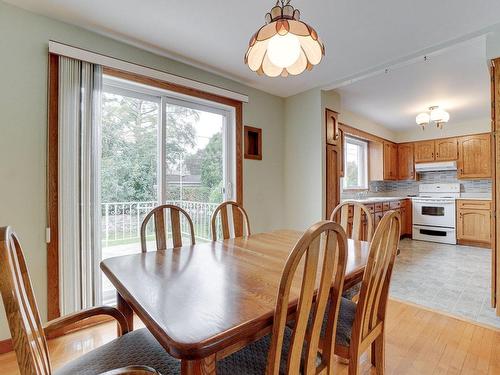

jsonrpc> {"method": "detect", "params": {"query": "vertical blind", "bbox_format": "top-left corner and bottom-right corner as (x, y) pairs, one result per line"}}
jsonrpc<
(58, 56), (102, 315)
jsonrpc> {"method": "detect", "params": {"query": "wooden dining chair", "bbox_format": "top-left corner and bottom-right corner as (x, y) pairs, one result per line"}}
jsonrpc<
(330, 200), (374, 242)
(210, 201), (251, 241)
(140, 204), (195, 252)
(217, 220), (348, 374)
(331, 200), (374, 301)
(334, 210), (401, 375)
(0, 226), (180, 375)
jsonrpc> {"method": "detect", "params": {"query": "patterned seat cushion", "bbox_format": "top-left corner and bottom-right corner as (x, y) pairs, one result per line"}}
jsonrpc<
(54, 328), (180, 375)
(318, 297), (357, 347)
(342, 283), (361, 300)
(335, 297), (357, 346)
(217, 328), (293, 375)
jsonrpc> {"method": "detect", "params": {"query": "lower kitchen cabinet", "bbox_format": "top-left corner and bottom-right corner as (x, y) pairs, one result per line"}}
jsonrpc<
(352, 199), (411, 240)
(400, 199), (412, 237)
(456, 200), (492, 248)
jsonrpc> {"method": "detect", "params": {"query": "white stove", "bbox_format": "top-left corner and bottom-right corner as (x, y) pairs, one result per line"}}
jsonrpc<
(412, 183), (460, 244)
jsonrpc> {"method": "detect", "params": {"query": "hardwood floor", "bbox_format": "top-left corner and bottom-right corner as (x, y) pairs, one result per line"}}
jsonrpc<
(1, 300), (500, 374)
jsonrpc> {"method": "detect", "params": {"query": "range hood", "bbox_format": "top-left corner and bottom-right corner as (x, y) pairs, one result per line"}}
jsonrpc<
(415, 161), (457, 172)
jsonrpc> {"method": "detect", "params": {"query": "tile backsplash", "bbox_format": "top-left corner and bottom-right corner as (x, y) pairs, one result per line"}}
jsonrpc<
(342, 171), (491, 198)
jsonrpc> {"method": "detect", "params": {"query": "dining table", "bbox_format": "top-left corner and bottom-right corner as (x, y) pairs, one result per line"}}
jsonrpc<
(100, 229), (370, 375)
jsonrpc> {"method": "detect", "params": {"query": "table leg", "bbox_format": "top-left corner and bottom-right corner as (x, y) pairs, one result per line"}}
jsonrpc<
(116, 291), (133, 334)
(181, 355), (216, 375)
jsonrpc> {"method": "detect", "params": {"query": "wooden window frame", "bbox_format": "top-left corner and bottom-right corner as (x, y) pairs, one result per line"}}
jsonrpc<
(342, 135), (369, 191)
(47, 54), (243, 320)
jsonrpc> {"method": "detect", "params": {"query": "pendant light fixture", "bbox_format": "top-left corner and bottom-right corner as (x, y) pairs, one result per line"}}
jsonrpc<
(416, 106), (450, 130)
(245, 0), (325, 77)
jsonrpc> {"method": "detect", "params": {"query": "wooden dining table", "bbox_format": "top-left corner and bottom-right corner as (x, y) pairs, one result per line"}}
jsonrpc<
(100, 229), (370, 374)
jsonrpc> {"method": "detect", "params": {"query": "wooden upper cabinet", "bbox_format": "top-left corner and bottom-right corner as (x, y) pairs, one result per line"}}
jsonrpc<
(383, 142), (397, 180)
(390, 143), (398, 180)
(457, 133), (492, 179)
(326, 109), (340, 146)
(325, 109), (343, 218)
(398, 143), (414, 180)
(414, 138), (458, 163)
(414, 140), (435, 163)
(435, 138), (458, 161)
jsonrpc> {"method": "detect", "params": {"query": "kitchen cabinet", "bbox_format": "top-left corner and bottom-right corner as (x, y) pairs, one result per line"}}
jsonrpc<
(457, 200), (492, 247)
(400, 199), (412, 236)
(359, 199), (411, 238)
(325, 109), (343, 218)
(370, 141), (397, 181)
(435, 138), (458, 161)
(414, 138), (458, 163)
(414, 140), (435, 163)
(326, 109), (340, 146)
(398, 143), (415, 180)
(457, 134), (492, 179)
(383, 142), (397, 180)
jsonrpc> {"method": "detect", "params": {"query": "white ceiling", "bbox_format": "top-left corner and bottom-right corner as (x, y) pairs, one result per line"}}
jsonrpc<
(337, 37), (491, 130)
(5, 0), (500, 97)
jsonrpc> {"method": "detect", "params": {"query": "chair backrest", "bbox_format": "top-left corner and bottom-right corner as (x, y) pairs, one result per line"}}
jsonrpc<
(351, 211), (400, 347)
(210, 201), (251, 241)
(0, 227), (52, 375)
(330, 201), (374, 242)
(140, 204), (195, 252)
(266, 221), (347, 375)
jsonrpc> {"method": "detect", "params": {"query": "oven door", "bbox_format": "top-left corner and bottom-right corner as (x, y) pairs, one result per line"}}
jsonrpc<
(412, 199), (456, 227)
(412, 225), (457, 245)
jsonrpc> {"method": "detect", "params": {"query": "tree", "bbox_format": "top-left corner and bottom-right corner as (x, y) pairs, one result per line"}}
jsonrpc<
(100, 93), (198, 202)
(201, 133), (223, 188)
(345, 160), (359, 188)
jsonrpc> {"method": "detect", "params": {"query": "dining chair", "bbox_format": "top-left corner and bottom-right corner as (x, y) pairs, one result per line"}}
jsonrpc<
(210, 200), (251, 241)
(334, 210), (401, 375)
(0, 226), (180, 375)
(140, 204), (195, 252)
(331, 200), (374, 301)
(330, 200), (374, 242)
(218, 220), (348, 374)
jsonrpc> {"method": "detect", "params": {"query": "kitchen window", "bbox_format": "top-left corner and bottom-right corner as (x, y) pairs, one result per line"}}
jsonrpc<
(343, 136), (368, 190)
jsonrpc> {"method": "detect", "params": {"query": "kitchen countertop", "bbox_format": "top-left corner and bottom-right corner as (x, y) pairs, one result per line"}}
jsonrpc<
(341, 196), (409, 204)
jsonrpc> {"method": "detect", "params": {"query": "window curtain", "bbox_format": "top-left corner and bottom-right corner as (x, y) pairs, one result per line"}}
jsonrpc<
(58, 56), (102, 315)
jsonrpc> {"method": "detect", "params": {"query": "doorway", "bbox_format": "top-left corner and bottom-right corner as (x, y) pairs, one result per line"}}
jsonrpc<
(99, 76), (235, 304)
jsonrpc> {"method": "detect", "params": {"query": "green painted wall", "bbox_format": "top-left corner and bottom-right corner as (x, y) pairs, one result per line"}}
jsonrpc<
(0, 1), (285, 340)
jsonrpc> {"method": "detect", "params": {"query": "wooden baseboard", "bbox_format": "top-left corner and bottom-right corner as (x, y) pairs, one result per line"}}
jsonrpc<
(0, 338), (13, 354)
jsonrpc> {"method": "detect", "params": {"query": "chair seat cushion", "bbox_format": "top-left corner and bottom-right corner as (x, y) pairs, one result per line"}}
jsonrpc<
(217, 328), (293, 375)
(54, 328), (180, 375)
(342, 283), (361, 300)
(335, 297), (357, 347)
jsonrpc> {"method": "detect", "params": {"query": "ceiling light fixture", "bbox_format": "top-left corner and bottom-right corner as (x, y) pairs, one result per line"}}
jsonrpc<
(245, 0), (325, 78)
(416, 106), (450, 130)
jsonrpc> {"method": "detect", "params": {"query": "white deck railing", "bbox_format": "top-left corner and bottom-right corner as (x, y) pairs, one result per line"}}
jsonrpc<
(101, 200), (219, 246)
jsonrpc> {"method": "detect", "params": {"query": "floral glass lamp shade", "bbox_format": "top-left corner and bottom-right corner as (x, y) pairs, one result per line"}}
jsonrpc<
(245, 0), (325, 77)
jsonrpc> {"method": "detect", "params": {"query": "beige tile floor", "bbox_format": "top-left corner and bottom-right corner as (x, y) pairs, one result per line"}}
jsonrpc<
(390, 238), (500, 328)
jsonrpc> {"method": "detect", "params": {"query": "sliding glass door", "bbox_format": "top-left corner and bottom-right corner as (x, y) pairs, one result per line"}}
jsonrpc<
(99, 77), (234, 305)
